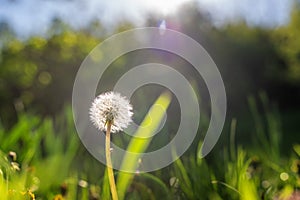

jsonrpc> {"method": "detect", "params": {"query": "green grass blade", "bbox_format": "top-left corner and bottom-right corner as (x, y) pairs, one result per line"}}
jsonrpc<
(173, 152), (194, 199)
(230, 118), (237, 160)
(101, 169), (111, 200)
(117, 92), (172, 200)
(138, 173), (170, 199)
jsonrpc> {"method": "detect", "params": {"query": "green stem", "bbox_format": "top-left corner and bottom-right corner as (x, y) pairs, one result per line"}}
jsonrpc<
(106, 122), (118, 200)
(211, 180), (241, 196)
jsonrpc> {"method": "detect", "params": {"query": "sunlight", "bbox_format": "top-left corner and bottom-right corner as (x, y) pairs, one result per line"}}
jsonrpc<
(143, 0), (191, 15)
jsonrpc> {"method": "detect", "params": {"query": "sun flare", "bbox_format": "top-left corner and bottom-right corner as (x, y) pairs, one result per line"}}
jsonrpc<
(143, 0), (191, 15)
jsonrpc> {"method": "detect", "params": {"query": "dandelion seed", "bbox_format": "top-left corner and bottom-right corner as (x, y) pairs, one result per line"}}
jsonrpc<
(89, 91), (133, 133)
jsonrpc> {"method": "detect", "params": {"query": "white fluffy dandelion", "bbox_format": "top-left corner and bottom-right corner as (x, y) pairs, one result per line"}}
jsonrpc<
(90, 91), (133, 133)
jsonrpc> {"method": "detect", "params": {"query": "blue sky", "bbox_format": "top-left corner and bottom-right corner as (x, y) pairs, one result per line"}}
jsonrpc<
(0, 0), (295, 37)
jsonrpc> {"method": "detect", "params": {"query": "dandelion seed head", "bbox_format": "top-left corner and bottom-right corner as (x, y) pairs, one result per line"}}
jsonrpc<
(90, 91), (133, 133)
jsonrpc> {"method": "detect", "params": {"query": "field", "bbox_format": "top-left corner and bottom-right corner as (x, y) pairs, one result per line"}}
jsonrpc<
(0, 98), (299, 199)
(1, 1), (300, 199)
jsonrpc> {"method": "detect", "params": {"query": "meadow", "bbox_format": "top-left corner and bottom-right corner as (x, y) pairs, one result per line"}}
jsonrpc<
(0, 96), (299, 199)
(1, 3), (300, 200)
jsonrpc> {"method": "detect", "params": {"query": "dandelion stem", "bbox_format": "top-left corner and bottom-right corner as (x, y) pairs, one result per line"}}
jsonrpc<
(105, 121), (118, 200)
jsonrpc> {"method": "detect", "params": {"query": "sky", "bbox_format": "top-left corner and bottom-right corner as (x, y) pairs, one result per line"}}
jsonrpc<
(0, 0), (295, 37)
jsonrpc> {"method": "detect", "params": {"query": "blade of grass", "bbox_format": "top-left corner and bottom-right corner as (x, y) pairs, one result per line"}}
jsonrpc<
(137, 173), (170, 199)
(101, 169), (111, 200)
(248, 96), (268, 148)
(211, 180), (241, 196)
(230, 118), (237, 160)
(117, 92), (172, 200)
(172, 151), (194, 199)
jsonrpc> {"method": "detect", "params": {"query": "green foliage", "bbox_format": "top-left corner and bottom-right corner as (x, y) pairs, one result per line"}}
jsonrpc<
(0, 100), (299, 199)
(272, 3), (300, 84)
(1, 4), (300, 129)
(0, 107), (80, 199)
(168, 97), (299, 200)
(0, 4), (300, 200)
(0, 28), (100, 128)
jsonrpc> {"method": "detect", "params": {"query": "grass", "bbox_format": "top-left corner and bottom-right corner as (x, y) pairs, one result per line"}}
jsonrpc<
(0, 96), (299, 199)
(117, 91), (172, 200)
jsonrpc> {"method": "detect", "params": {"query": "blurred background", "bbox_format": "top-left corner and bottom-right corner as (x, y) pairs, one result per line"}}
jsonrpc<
(0, 0), (299, 141)
(0, 0), (300, 199)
